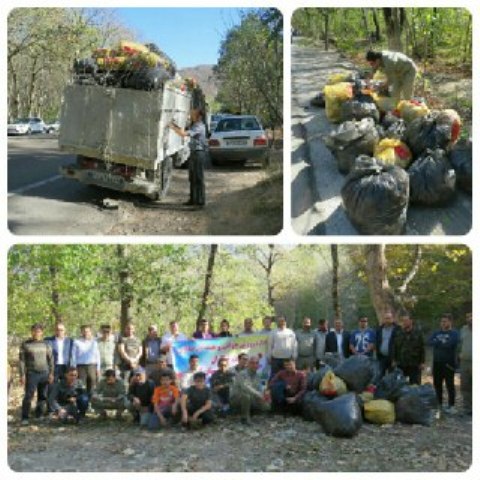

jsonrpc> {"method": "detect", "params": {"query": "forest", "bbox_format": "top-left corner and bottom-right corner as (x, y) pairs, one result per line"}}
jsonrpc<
(8, 244), (471, 337)
(7, 8), (283, 131)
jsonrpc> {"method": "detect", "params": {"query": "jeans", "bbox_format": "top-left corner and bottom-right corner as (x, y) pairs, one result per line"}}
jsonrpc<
(189, 150), (205, 205)
(433, 362), (456, 407)
(58, 394), (89, 421)
(270, 380), (302, 415)
(22, 370), (50, 420)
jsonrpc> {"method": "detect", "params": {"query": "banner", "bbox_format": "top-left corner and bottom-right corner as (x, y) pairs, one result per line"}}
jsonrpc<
(172, 334), (269, 381)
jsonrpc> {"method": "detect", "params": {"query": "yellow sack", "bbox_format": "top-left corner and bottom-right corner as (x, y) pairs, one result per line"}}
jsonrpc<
(396, 99), (430, 123)
(319, 371), (348, 397)
(96, 56), (127, 70)
(372, 92), (396, 113)
(324, 82), (353, 123)
(374, 138), (413, 169)
(327, 73), (351, 85)
(118, 40), (149, 55)
(359, 391), (375, 404)
(364, 399), (395, 424)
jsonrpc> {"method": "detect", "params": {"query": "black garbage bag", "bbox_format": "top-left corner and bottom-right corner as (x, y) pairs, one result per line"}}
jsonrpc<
(144, 42), (177, 77)
(340, 95), (380, 123)
(324, 117), (379, 174)
(341, 156), (410, 235)
(405, 111), (454, 157)
(449, 140), (472, 193)
(122, 65), (172, 91)
(334, 355), (376, 393)
(395, 384), (438, 426)
(302, 391), (330, 421)
(322, 354), (343, 369)
(307, 364), (332, 391)
(310, 92), (325, 108)
(382, 118), (407, 141)
(374, 368), (408, 401)
(313, 393), (363, 437)
(408, 149), (456, 206)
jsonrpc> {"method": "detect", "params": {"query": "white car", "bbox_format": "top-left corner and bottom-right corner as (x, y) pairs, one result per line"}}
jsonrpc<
(45, 120), (61, 134)
(208, 115), (269, 166)
(7, 117), (46, 135)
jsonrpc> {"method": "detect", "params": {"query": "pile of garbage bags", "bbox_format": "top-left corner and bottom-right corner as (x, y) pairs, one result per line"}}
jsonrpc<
(303, 357), (438, 437)
(73, 40), (186, 92)
(319, 73), (469, 234)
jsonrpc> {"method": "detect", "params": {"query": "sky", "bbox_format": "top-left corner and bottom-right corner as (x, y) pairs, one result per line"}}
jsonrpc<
(116, 8), (247, 69)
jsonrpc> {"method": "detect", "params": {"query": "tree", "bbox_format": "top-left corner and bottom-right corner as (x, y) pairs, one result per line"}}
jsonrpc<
(383, 8), (406, 51)
(331, 245), (340, 318)
(197, 245), (218, 323)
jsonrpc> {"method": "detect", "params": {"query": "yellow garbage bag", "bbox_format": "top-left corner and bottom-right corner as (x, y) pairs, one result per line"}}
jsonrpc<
(324, 82), (353, 123)
(364, 399), (396, 424)
(118, 40), (149, 55)
(396, 99), (430, 123)
(371, 92), (396, 113)
(374, 138), (413, 169)
(359, 391), (375, 404)
(319, 371), (348, 397)
(327, 73), (352, 85)
(96, 56), (127, 70)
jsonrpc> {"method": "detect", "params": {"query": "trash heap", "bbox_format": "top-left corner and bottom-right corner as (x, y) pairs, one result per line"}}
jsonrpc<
(303, 356), (438, 438)
(73, 40), (195, 94)
(317, 73), (471, 235)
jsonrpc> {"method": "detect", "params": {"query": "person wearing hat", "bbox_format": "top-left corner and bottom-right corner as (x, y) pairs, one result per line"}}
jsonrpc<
(128, 367), (155, 426)
(365, 49), (418, 104)
(19, 323), (55, 425)
(141, 325), (162, 378)
(91, 369), (129, 420)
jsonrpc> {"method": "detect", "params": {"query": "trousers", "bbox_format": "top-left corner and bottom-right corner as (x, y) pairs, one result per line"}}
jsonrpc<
(189, 150), (206, 205)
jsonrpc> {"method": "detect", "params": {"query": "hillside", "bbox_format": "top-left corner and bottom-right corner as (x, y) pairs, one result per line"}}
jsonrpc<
(179, 64), (219, 101)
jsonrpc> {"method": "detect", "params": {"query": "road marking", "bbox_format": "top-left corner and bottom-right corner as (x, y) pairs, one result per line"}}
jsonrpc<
(8, 174), (63, 196)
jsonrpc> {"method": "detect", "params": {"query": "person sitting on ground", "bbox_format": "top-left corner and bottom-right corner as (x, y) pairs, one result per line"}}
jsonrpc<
(148, 372), (180, 430)
(180, 371), (214, 428)
(149, 354), (176, 387)
(230, 356), (270, 425)
(365, 49), (418, 104)
(210, 356), (235, 414)
(231, 352), (249, 375)
(91, 368), (128, 420)
(128, 367), (155, 426)
(48, 366), (89, 424)
(269, 358), (306, 415)
(179, 354), (201, 391)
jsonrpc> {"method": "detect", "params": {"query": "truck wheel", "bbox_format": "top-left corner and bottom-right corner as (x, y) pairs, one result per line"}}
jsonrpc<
(159, 157), (173, 199)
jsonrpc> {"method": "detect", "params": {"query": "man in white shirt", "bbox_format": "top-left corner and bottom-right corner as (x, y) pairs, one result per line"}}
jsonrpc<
(161, 321), (188, 370)
(268, 316), (297, 376)
(45, 322), (73, 381)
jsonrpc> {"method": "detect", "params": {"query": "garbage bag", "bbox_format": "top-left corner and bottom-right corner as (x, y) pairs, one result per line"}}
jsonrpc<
(374, 138), (412, 168)
(340, 96), (380, 123)
(357, 391), (375, 407)
(372, 92), (396, 113)
(374, 368), (408, 401)
(122, 65), (171, 91)
(380, 114), (407, 141)
(405, 111), (460, 157)
(322, 353), (343, 369)
(307, 365), (332, 391)
(302, 391), (329, 421)
(327, 73), (357, 85)
(364, 399), (396, 424)
(408, 149), (456, 206)
(396, 99), (430, 123)
(341, 156), (410, 235)
(310, 92), (325, 108)
(324, 82), (354, 123)
(324, 118), (379, 174)
(313, 393), (363, 438)
(334, 355), (377, 393)
(395, 384), (438, 426)
(319, 371), (348, 397)
(449, 139), (472, 193)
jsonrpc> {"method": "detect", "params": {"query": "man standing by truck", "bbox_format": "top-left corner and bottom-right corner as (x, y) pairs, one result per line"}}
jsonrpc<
(169, 108), (207, 207)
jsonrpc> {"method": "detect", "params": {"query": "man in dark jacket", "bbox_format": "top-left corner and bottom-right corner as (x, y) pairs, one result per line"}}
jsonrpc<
(392, 311), (425, 385)
(325, 318), (350, 360)
(428, 313), (459, 414)
(19, 323), (54, 425)
(375, 310), (400, 377)
(48, 366), (89, 423)
(44, 321), (73, 382)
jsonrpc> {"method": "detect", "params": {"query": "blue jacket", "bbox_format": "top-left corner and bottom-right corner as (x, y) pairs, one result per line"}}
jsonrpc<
(428, 329), (459, 366)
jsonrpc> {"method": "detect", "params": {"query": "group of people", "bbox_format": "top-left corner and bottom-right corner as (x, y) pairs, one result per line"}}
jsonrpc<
(17, 310), (472, 429)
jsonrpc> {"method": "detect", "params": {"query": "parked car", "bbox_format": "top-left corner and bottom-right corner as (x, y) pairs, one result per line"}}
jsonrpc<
(7, 117), (46, 135)
(208, 113), (230, 135)
(45, 120), (61, 134)
(208, 115), (269, 166)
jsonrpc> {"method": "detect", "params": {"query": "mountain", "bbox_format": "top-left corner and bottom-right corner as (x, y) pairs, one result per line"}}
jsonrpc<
(178, 65), (219, 101)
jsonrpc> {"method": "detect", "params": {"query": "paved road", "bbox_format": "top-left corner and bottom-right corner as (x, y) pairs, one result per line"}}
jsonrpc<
(291, 38), (472, 236)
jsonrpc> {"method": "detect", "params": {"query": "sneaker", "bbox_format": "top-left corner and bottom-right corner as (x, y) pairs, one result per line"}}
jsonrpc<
(20, 419), (29, 426)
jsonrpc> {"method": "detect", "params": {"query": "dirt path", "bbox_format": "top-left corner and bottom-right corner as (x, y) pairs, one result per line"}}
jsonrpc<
(7, 382), (471, 472)
(291, 38), (472, 236)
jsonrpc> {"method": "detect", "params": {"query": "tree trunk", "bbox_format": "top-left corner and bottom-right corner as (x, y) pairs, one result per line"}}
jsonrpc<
(49, 265), (61, 324)
(361, 9), (370, 43)
(462, 14), (472, 64)
(8, 57), (19, 120)
(117, 245), (132, 331)
(372, 9), (382, 42)
(197, 244), (218, 323)
(331, 245), (341, 318)
(383, 7), (405, 51)
(364, 245), (395, 325)
(324, 12), (330, 51)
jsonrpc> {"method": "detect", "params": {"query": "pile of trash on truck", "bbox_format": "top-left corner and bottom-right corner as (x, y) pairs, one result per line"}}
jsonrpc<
(312, 72), (472, 235)
(303, 355), (439, 438)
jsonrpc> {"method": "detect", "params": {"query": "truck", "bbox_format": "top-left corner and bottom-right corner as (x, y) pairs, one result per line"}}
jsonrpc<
(58, 80), (205, 200)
